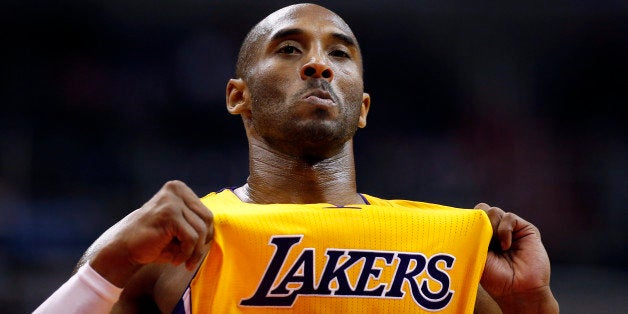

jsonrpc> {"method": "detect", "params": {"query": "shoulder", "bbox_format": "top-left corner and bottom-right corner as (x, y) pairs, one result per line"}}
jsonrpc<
(362, 194), (467, 211)
(200, 189), (242, 209)
(362, 194), (491, 228)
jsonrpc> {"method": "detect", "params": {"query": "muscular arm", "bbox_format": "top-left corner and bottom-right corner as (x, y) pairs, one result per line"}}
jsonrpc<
(82, 180), (213, 287)
(37, 180), (213, 313)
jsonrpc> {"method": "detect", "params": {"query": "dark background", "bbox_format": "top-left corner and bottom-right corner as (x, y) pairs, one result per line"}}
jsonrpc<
(1, 0), (626, 312)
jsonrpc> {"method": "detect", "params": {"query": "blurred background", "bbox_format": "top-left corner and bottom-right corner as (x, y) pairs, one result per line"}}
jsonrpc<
(1, 0), (626, 312)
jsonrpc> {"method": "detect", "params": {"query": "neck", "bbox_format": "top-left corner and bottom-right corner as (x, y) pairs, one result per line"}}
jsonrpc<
(234, 137), (363, 205)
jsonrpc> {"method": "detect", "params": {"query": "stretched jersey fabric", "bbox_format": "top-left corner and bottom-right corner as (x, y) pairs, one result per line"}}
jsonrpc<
(174, 189), (492, 313)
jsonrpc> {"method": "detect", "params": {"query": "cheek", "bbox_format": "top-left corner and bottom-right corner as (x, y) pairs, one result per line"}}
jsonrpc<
(248, 68), (294, 129)
(334, 64), (357, 79)
(336, 74), (364, 112)
(250, 69), (281, 102)
(334, 62), (363, 92)
(254, 61), (296, 89)
(249, 66), (295, 109)
(345, 93), (365, 122)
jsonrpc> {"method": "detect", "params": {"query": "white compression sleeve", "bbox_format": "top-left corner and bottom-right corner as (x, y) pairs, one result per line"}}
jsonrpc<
(33, 263), (123, 314)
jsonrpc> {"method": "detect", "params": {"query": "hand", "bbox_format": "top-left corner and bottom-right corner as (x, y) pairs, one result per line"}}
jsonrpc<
(475, 203), (559, 313)
(87, 180), (214, 287)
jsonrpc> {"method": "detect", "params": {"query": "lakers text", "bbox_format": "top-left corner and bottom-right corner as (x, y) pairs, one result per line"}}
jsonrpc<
(240, 235), (455, 310)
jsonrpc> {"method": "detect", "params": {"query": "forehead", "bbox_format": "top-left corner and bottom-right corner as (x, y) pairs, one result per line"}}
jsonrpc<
(255, 4), (357, 44)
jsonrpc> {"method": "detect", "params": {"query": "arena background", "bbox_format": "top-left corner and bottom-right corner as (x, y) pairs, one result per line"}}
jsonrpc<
(1, 1), (626, 312)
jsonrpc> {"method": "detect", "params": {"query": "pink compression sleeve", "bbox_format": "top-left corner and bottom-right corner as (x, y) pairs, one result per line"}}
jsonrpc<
(33, 263), (123, 313)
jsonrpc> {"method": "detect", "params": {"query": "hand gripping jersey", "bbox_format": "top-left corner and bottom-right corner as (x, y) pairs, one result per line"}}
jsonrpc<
(174, 189), (492, 313)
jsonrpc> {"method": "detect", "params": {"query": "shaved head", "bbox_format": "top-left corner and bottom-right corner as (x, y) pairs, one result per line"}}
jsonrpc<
(235, 3), (362, 81)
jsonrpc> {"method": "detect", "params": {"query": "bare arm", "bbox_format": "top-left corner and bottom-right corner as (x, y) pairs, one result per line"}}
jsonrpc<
(37, 180), (213, 313)
(80, 180), (213, 287)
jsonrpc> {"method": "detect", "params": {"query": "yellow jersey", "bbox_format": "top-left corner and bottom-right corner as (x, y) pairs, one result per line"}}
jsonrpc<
(174, 189), (492, 313)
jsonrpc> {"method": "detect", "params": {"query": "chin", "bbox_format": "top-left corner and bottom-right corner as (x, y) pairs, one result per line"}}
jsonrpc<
(295, 133), (355, 161)
(265, 119), (357, 158)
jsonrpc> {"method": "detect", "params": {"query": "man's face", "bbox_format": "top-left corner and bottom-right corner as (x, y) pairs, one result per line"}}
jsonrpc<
(242, 4), (368, 158)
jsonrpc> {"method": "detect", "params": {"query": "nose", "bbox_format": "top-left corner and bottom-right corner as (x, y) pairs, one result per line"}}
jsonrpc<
(300, 59), (334, 82)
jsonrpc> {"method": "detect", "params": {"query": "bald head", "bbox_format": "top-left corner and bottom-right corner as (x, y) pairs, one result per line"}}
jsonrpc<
(235, 3), (362, 81)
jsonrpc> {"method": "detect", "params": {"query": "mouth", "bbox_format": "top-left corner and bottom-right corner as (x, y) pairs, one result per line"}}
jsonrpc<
(302, 89), (336, 106)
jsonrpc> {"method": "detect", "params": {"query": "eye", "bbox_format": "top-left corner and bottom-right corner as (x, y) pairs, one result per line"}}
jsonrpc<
(277, 45), (301, 55)
(330, 49), (350, 59)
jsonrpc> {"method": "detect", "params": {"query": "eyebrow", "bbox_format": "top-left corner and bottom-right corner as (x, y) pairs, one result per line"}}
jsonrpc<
(270, 27), (357, 47)
(331, 32), (356, 47)
(270, 28), (304, 43)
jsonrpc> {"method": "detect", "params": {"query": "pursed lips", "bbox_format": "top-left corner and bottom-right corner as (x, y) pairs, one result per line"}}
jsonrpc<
(302, 89), (336, 107)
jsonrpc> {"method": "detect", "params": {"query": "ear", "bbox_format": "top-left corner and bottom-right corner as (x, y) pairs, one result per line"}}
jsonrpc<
(358, 92), (371, 128)
(226, 78), (250, 115)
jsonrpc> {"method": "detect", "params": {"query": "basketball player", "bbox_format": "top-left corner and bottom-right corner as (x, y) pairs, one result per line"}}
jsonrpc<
(35, 3), (559, 313)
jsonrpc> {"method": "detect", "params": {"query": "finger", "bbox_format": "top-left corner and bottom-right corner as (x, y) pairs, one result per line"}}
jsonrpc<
(508, 214), (541, 244)
(475, 203), (505, 251)
(488, 206), (504, 230)
(185, 252), (202, 271)
(168, 213), (200, 266)
(184, 243), (207, 271)
(154, 181), (210, 268)
(166, 180), (214, 243)
(181, 206), (209, 244)
(180, 209), (209, 270)
(162, 240), (204, 272)
(158, 241), (180, 263)
(184, 201), (213, 244)
(474, 203), (490, 211)
(497, 212), (517, 250)
(182, 200), (213, 245)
